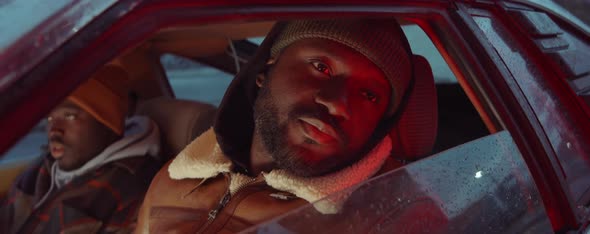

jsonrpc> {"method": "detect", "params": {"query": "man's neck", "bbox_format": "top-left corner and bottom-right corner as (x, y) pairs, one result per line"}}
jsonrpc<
(249, 131), (275, 175)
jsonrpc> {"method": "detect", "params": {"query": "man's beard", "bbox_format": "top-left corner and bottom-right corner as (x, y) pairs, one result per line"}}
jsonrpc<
(253, 83), (363, 177)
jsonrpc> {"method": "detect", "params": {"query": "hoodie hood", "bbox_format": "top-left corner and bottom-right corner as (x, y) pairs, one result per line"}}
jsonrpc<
(213, 22), (286, 166)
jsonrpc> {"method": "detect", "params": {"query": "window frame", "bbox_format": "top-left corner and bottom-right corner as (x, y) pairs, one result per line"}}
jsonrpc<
(0, 0), (585, 231)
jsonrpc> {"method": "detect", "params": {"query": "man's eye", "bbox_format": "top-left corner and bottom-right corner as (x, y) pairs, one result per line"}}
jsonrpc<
(65, 113), (77, 121)
(362, 90), (379, 103)
(311, 61), (331, 76)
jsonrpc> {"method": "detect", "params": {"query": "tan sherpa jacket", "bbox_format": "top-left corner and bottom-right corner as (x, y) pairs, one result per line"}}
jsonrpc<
(136, 128), (401, 233)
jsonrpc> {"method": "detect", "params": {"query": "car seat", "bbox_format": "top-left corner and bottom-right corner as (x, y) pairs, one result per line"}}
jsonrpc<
(136, 97), (217, 161)
(389, 55), (438, 162)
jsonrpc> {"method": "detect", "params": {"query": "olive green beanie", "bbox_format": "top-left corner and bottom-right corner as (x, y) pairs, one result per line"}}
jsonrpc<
(270, 19), (413, 116)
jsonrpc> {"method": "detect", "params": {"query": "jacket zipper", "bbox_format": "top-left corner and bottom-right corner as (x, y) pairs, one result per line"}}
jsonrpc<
(206, 190), (231, 221)
(197, 175), (260, 233)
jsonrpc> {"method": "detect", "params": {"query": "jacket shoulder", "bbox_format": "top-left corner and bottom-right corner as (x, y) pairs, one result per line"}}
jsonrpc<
(142, 159), (205, 206)
(136, 159), (206, 233)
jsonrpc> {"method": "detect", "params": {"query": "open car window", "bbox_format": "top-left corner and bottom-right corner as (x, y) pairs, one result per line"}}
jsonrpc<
(161, 53), (232, 106)
(402, 24), (456, 84)
(243, 131), (552, 233)
(0, 121), (45, 164)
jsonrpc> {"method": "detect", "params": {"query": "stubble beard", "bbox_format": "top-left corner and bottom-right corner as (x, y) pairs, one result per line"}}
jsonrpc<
(253, 84), (319, 177)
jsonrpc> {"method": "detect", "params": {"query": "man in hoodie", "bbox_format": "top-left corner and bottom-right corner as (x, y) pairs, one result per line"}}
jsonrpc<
(137, 19), (435, 233)
(0, 65), (162, 233)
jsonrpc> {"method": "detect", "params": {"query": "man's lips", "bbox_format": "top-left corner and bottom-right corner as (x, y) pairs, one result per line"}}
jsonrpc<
(49, 143), (65, 158)
(298, 117), (341, 144)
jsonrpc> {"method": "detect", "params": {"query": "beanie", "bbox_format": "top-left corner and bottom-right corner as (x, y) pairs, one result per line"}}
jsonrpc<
(270, 19), (413, 115)
(67, 65), (129, 135)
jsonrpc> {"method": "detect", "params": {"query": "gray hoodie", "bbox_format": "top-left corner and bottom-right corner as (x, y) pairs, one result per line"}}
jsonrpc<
(35, 116), (160, 208)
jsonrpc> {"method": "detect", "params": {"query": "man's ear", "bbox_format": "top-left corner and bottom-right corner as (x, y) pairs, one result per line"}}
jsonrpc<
(256, 73), (265, 88)
(256, 58), (276, 87)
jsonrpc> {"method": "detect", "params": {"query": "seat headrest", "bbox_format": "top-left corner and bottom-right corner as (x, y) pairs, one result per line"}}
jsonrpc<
(389, 55), (438, 161)
(137, 97), (217, 160)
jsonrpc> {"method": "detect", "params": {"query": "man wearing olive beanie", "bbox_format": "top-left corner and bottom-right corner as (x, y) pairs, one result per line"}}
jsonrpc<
(137, 18), (421, 233)
(1, 65), (163, 233)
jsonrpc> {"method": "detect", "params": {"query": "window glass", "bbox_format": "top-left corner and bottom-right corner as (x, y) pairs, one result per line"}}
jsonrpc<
(0, 0), (117, 89)
(247, 37), (264, 45)
(0, 122), (46, 163)
(402, 24), (457, 84)
(244, 131), (552, 233)
(0, 0), (72, 50)
(161, 53), (233, 106)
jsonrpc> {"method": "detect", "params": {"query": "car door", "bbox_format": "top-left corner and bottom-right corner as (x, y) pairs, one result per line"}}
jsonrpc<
(242, 131), (553, 233)
(448, 0), (590, 231)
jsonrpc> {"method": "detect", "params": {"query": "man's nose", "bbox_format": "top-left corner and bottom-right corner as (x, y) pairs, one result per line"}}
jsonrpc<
(47, 120), (65, 137)
(314, 84), (351, 120)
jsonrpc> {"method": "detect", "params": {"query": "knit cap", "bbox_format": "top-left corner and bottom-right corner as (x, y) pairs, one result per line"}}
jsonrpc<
(270, 19), (413, 116)
(67, 65), (129, 135)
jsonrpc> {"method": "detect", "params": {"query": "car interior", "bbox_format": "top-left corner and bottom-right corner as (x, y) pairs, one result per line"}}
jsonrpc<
(128, 20), (489, 158)
(0, 18), (491, 202)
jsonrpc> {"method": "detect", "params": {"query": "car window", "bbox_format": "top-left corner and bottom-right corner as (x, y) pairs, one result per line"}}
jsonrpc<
(0, 0), (117, 90)
(247, 37), (264, 45)
(160, 53), (233, 106)
(402, 24), (457, 84)
(243, 131), (552, 233)
(0, 121), (46, 164)
(0, 0), (71, 50)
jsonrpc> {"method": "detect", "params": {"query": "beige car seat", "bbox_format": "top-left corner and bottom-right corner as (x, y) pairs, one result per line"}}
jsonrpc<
(137, 97), (217, 161)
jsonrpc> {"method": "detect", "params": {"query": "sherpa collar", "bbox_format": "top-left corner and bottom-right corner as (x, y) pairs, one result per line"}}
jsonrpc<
(168, 128), (392, 214)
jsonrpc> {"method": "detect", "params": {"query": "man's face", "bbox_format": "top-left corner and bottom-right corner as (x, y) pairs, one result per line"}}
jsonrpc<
(253, 38), (391, 177)
(46, 100), (117, 171)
